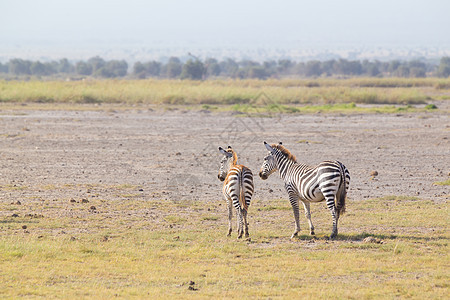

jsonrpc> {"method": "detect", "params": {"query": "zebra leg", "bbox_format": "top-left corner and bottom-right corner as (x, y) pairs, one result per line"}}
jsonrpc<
(236, 208), (244, 239)
(226, 197), (233, 237)
(288, 193), (301, 239)
(325, 195), (339, 239)
(242, 209), (249, 238)
(301, 201), (315, 235)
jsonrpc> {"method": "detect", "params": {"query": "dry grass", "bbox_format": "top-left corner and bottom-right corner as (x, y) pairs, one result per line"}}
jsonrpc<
(0, 189), (448, 299)
(1, 78), (449, 106)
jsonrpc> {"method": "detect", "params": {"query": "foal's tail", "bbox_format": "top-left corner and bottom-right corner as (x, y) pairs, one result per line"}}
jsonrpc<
(239, 173), (247, 211)
(238, 167), (253, 211)
(335, 162), (347, 216)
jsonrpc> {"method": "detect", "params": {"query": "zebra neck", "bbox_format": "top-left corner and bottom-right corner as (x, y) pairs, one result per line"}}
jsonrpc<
(227, 160), (236, 171)
(276, 156), (296, 179)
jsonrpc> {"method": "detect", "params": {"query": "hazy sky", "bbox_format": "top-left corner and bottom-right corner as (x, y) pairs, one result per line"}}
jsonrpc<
(1, 0), (449, 49)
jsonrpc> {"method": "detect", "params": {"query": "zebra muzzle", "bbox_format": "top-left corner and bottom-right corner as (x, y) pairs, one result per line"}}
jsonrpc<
(259, 171), (268, 180)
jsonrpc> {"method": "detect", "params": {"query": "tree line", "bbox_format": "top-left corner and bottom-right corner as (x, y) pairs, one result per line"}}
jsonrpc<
(1, 56), (449, 79)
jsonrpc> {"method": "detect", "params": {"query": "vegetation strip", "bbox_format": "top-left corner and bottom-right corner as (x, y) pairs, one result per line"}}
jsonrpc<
(0, 78), (449, 109)
(2, 56), (450, 79)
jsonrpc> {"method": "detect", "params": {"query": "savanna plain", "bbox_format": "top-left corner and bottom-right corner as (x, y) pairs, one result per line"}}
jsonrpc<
(0, 78), (449, 299)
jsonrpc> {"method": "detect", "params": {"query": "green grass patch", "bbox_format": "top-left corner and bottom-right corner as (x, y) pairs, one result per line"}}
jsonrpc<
(434, 179), (450, 186)
(226, 102), (431, 115)
(164, 215), (187, 224)
(201, 216), (219, 221)
(425, 104), (438, 110)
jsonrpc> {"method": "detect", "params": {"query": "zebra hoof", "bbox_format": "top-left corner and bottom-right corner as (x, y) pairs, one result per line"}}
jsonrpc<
(310, 230), (315, 236)
(329, 233), (337, 240)
(290, 232), (299, 239)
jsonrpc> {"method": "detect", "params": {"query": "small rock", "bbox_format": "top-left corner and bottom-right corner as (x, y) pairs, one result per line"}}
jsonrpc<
(70, 199), (76, 203)
(268, 188), (274, 193)
(70, 236), (76, 241)
(90, 206), (96, 210)
(173, 236), (180, 241)
(370, 171), (378, 177)
(16, 201), (21, 205)
(139, 189), (144, 192)
(363, 236), (383, 244)
(189, 281), (195, 286)
(188, 286), (198, 291)
(175, 152), (182, 156)
(22, 225), (27, 229)
(81, 199), (89, 203)
(11, 213), (19, 218)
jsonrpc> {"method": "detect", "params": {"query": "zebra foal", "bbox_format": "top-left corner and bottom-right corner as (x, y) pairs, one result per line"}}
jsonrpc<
(217, 146), (254, 238)
(259, 142), (350, 239)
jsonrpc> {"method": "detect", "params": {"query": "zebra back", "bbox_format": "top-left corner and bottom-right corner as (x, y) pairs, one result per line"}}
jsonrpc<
(224, 165), (253, 211)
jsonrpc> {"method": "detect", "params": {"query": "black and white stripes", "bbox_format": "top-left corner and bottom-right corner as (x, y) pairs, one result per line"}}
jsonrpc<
(218, 146), (254, 239)
(259, 142), (350, 239)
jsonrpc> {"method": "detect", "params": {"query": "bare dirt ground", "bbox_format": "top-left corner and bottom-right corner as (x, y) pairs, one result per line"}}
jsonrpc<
(0, 106), (448, 236)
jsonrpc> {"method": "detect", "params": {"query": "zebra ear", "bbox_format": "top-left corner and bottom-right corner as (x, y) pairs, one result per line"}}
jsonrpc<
(227, 145), (232, 149)
(264, 141), (274, 152)
(279, 141), (282, 145)
(219, 147), (232, 157)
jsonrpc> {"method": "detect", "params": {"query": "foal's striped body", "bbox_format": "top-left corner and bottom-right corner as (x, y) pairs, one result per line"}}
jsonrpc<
(218, 146), (254, 238)
(223, 165), (253, 211)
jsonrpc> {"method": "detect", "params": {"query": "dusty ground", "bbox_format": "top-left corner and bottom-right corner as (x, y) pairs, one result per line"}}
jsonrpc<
(0, 106), (448, 234)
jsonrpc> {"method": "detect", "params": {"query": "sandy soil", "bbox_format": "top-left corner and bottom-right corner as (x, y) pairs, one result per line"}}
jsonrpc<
(0, 107), (448, 223)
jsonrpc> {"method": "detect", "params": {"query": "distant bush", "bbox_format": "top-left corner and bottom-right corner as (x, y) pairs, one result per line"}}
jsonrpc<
(76, 61), (92, 75)
(437, 57), (450, 78)
(1, 55), (449, 79)
(181, 59), (205, 80)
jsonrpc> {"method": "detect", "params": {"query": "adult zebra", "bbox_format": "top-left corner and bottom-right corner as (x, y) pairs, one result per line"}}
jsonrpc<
(218, 146), (254, 239)
(259, 142), (350, 239)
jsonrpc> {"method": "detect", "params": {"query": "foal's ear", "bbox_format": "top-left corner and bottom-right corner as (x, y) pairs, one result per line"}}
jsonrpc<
(264, 141), (274, 152)
(219, 147), (232, 157)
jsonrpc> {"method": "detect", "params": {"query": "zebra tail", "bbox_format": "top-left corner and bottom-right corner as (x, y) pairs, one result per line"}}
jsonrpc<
(336, 164), (346, 216)
(239, 172), (247, 211)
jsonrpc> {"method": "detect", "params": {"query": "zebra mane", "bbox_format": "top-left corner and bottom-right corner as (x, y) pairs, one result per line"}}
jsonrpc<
(271, 144), (297, 162)
(226, 149), (238, 165)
